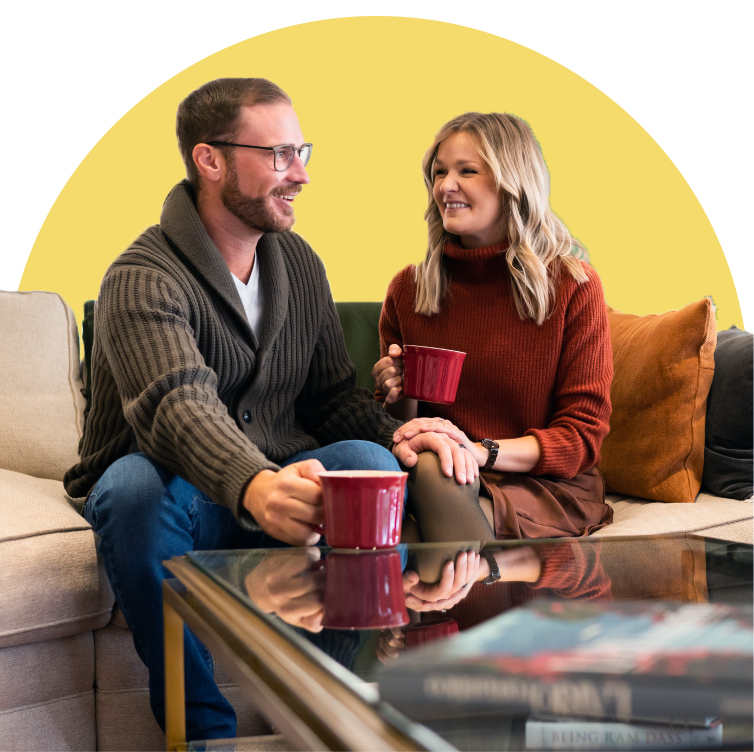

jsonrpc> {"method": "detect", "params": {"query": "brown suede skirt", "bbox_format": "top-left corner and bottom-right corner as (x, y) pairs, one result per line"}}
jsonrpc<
(481, 466), (613, 539)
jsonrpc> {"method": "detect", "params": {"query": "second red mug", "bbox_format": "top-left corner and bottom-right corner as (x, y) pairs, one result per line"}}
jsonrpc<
(318, 470), (407, 549)
(402, 345), (466, 404)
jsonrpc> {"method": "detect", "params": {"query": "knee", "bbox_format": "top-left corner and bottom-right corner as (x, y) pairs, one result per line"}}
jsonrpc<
(328, 440), (400, 472)
(407, 452), (481, 497)
(87, 453), (177, 526)
(412, 451), (444, 481)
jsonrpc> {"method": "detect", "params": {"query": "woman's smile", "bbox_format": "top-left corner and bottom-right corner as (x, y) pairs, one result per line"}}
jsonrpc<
(432, 131), (506, 248)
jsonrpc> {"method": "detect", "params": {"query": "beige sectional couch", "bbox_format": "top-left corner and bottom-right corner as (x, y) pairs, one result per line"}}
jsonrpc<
(1, 291), (751, 751)
(0, 292), (271, 751)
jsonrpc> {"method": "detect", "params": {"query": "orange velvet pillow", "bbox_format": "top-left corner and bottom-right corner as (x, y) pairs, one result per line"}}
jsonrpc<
(599, 298), (717, 503)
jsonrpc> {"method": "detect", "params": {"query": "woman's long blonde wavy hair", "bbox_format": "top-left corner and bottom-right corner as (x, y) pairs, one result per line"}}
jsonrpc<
(415, 112), (588, 324)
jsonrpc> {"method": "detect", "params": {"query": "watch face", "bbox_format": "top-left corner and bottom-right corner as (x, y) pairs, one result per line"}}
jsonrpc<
(481, 439), (499, 471)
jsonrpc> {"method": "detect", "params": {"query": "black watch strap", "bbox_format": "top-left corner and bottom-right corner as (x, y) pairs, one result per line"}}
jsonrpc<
(481, 547), (501, 585)
(481, 438), (499, 471)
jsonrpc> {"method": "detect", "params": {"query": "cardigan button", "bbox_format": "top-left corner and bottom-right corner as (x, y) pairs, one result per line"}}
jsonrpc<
(242, 411), (252, 424)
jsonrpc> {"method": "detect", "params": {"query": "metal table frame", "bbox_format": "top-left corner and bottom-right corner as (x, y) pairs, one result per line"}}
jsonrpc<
(162, 556), (448, 751)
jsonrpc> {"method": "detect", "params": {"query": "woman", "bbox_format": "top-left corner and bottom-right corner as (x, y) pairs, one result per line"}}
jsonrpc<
(373, 112), (614, 553)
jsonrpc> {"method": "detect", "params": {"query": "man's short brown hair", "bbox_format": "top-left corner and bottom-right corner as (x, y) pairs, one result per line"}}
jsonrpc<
(176, 78), (291, 187)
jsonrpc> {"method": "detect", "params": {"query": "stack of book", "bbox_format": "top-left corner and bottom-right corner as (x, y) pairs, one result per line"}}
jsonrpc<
(378, 599), (753, 750)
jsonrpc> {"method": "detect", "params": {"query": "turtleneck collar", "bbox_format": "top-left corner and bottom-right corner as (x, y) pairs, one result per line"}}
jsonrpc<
(443, 238), (509, 264)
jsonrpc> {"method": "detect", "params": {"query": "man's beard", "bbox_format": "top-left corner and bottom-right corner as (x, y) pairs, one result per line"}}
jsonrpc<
(221, 159), (297, 233)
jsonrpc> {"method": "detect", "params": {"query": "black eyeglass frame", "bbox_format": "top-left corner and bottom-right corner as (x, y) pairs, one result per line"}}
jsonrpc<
(206, 141), (313, 171)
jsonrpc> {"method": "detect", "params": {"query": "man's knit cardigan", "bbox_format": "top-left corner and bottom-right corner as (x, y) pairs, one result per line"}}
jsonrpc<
(64, 181), (401, 527)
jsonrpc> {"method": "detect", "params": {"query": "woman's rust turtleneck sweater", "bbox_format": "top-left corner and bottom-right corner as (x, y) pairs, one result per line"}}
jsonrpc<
(379, 241), (613, 479)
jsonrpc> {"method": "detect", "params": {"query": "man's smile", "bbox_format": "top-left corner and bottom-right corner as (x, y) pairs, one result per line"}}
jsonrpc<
(271, 186), (302, 203)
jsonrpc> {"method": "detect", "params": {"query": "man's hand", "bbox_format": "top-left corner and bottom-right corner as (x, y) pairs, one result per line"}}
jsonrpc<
(243, 460), (325, 546)
(392, 431), (478, 484)
(243, 548), (324, 632)
(372, 344), (405, 404)
(376, 627), (406, 664)
(402, 551), (481, 612)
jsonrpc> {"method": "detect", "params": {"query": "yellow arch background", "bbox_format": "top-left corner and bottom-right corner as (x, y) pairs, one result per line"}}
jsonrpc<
(21, 17), (741, 330)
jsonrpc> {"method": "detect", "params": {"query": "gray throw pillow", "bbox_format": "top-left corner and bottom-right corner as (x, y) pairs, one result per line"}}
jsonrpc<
(702, 326), (753, 499)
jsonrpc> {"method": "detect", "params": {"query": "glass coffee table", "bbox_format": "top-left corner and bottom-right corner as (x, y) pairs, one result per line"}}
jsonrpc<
(163, 534), (753, 751)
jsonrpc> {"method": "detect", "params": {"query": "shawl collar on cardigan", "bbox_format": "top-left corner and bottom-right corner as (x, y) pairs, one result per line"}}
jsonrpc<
(159, 180), (290, 353)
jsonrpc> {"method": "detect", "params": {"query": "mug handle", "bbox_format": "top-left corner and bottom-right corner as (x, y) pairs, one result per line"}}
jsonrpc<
(310, 523), (326, 534)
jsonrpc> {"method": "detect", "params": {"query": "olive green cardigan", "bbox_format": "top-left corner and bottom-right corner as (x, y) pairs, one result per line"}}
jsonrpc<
(64, 181), (400, 527)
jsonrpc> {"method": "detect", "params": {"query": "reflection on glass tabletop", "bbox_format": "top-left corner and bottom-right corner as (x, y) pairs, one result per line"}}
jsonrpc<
(186, 536), (753, 751)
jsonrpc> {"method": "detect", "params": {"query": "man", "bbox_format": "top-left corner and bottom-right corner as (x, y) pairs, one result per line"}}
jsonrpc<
(64, 78), (473, 741)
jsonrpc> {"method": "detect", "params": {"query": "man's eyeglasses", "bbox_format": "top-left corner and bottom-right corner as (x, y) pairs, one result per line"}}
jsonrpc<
(207, 141), (313, 172)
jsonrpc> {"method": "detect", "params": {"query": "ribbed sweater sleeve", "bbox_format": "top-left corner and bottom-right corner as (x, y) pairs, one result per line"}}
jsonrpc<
(525, 266), (613, 477)
(94, 265), (278, 522)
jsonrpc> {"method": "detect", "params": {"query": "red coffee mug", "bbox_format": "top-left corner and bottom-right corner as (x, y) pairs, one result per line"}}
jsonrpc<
(320, 550), (409, 630)
(318, 470), (407, 549)
(402, 345), (466, 404)
(404, 617), (459, 647)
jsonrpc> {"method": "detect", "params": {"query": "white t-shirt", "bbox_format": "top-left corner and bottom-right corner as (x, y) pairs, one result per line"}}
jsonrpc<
(231, 256), (263, 340)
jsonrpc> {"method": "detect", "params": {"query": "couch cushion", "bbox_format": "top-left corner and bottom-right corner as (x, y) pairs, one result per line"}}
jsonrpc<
(0, 632), (94, 712)
(0, 690), (96, 752)
(703, 326), (753, 500)
(0, 632), (94, 751)
(0, 291), (86, 482)
(0, 468), (114, 648)
(593, 492), (753, 544)
(598, 298), (716, 503)
(94, 623), (271, 751)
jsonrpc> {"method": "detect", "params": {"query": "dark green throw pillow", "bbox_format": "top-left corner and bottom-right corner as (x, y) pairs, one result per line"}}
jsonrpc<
(702, 326), (753, 499)
(334, 302), (383, 392)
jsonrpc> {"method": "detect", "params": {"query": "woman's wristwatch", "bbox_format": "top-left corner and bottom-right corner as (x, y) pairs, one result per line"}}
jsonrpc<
(481, 438), (499, 471)
(480, 546), (501, 585)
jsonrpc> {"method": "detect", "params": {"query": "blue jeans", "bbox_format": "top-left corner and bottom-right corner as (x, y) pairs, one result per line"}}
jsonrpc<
(84, 440), (400, 742)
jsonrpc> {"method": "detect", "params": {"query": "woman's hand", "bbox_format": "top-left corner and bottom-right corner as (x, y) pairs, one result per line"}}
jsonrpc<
(392, 430), (478, 484)
(394, 420), (542, 474)
(372, 344), (405, 404)
(393, 417), (487, 468)
(402, 551), (481, 612)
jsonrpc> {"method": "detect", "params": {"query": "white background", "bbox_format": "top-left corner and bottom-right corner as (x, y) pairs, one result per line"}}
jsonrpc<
(2, 0), (751, 326)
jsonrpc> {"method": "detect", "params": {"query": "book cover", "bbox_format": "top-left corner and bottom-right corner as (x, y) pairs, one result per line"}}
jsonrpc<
(377, 599), (753, 724)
